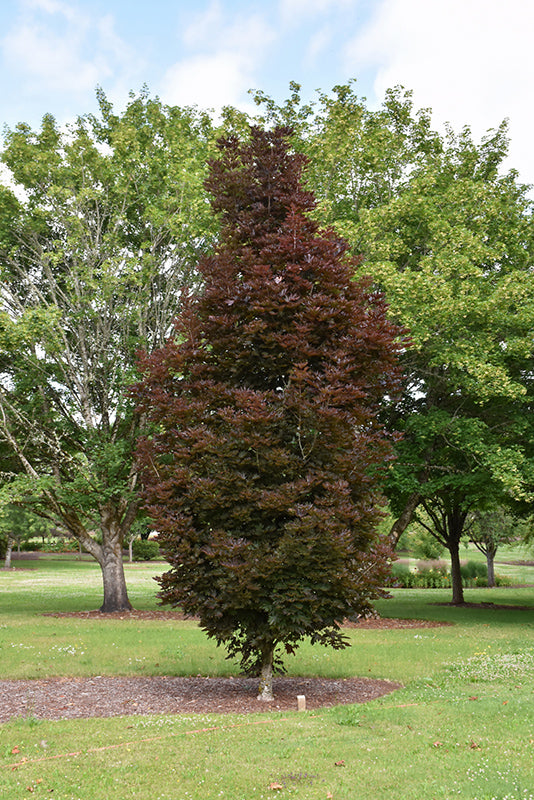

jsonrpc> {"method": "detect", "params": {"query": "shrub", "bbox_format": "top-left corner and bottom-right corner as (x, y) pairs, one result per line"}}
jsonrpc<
(391, 559), (514, 589)
(415, 566), (450, 589)
(41, 539), (79, 553)
(131, 539), (160, 561)
(396, 525), (445, 560)
(460, 560), (488, 586)
(494, 573), (513, 587)
(20, 540), (43, 552)
(390, 563), (414, 587)
(390, 562), (450, 589)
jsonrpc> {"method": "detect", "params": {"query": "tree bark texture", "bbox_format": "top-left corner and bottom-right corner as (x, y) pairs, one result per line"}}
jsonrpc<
(257, 644), (275, 702)
(448, 538), (464, 604)
(388, 491), (422, 548)
(487, 553), (496, 588)
(98, 543), (132, 612)
(3, 536), (13, 570)
(95, 509), (133, 612)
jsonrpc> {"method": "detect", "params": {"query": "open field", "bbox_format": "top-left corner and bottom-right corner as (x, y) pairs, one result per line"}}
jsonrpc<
(1, 555), (533, 799)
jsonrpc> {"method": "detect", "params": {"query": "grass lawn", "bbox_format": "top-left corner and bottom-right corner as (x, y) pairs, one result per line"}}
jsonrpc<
(1, 555), (533, 800)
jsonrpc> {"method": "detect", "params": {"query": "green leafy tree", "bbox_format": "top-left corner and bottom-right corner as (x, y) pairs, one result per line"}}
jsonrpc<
(468, 507), (517, 587)
(253, 83), (534, 604)
(0, 90), (217, 609)
(369, 128), (534, 603)
(0, 504), (53, 569)
(134, 126), (402, 700)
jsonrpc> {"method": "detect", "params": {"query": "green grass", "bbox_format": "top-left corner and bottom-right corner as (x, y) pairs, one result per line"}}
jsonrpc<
(1, 555), (534, 799)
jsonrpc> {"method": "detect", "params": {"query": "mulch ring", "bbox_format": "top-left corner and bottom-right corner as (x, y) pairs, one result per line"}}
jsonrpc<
(42, 609), (451, 628)
(0, 674), (404, 722)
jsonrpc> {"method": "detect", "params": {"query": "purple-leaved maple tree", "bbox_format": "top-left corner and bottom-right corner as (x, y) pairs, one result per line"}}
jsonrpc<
(133, 127), (403, 700)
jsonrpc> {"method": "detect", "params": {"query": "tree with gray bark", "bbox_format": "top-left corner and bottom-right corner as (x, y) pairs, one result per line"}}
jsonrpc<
(0, 90), (216, 609)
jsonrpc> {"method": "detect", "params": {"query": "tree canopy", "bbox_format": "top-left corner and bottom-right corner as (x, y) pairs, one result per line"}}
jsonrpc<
(1, 80), (532, 611)
(0, 90), (217, 609)
(253, 82), (534, 602)
(134, 126), (403, 699)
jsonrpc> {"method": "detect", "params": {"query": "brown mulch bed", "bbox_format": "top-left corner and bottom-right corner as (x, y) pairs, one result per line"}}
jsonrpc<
(0, 675), (402, 723)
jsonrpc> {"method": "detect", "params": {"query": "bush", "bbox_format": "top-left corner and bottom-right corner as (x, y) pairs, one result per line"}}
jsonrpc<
(390, 559), (509, 589)
(0, 533), (6, 560)
(390, 562), (450, 589)
(414, 566), (450, 588)
(396, 526), (445, 560)
(20, 540), (43, 552)
(494, 574), (513, 587)
(40, 539), (79, 553)
(389, 563), (413, 586)
(460, 560), (488, 586)
(131, 539), (160, 561)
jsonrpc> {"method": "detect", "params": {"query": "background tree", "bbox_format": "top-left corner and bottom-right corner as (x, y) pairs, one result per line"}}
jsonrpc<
(369, 128), (534, 603)
(0, 505), (54, 569)
(134, 126), (403, 700)
(253, 83), (534, 603)
(468, 507), (517, 587)
(0, 90), (217, 610)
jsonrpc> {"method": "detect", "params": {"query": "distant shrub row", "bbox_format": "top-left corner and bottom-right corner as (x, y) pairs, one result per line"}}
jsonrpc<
(18, 539), (79, 553)
(390, 561), (510, 588)
(14, 538), (160, 561)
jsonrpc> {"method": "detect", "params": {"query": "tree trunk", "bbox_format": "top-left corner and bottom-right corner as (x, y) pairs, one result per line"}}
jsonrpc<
(257, 644), (275, 701)
(3, 535), (13, 570)
(99, 542), (132, 612)
(388, 491), (422, 548)
(48, 508), (134, 611)
(93, 513), (133, 612)
(448, 538), (464, 605)
(70, 504), (134, 613)
(487, 552), (496, 588)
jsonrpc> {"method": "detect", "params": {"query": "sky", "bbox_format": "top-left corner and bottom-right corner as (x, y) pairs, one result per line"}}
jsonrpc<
(1, 0), (534, 186)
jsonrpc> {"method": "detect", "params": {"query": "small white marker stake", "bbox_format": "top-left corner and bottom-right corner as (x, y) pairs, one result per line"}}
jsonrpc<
(297, 694), (306, 712)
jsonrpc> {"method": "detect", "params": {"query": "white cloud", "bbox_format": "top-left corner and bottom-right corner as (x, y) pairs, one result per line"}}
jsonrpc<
(279, 0), (356, 24)
(23, 0), (78, 20)
(2, 0), (140, 101)
(345, 0), (534, 184)
(3, 20), (100, 92)
(305, 26), (334, 64)
(181, 0), (225, 48)
(161, 52), (253, 110)
(179, 2), (275, 56)
(223, 14), (276, 56)
(160, 6), (276, 111)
